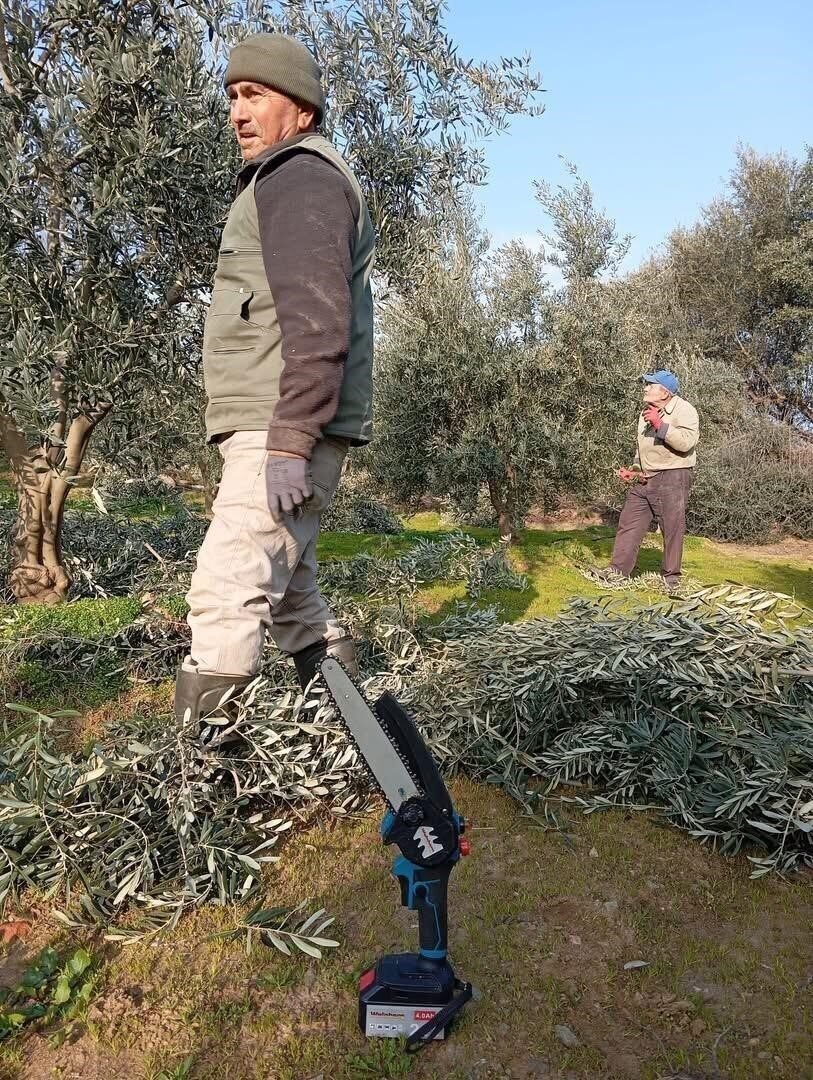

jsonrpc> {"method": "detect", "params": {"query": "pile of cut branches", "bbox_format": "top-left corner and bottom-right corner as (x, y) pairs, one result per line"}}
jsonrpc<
(1, 531), (811, 941)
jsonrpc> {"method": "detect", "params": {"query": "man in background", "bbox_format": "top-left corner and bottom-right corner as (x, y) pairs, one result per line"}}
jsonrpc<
(597, 370), (699, 592)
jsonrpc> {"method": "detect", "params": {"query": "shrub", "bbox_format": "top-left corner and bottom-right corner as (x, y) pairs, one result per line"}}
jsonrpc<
(688, 423), (813, 542)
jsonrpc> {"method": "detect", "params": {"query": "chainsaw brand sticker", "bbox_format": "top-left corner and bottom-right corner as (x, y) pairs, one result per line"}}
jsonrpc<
(413, 826), (443, 857)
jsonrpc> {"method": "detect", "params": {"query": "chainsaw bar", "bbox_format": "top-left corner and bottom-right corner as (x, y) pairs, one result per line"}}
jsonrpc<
(373, 692), (453, 817)
(320, 658), (421, 811)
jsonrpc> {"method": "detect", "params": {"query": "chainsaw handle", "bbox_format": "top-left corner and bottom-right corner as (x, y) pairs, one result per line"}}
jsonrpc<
(416, 867), (449, 959)
(393, 856), (451, 959)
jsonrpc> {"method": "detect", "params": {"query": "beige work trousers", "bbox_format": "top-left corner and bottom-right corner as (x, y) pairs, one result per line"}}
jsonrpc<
(185, 431), (348, 676)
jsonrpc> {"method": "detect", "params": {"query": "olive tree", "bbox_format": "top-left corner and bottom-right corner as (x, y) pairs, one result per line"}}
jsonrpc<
(368, 205), (567, 539)
(0, 0), (234, 602)
(0, 0), (543, 603)
(665, 146), (813, 429)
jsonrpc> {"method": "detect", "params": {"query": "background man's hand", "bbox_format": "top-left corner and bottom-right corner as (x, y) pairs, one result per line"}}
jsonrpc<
(642, 404), (662, 430)
(265, 451), (312, 519)
(617, 467), (638, 483)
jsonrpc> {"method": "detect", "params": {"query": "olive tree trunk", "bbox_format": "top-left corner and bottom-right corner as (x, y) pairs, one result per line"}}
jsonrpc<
(1, 371), (112, 604)
(488, 468), (521, 542)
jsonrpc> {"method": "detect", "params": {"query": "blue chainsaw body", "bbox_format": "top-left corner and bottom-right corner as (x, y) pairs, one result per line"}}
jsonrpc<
(321, 673), (474, 1050)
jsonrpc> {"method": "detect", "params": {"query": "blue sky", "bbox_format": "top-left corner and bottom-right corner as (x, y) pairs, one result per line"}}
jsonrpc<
(444, 0), (812, 270)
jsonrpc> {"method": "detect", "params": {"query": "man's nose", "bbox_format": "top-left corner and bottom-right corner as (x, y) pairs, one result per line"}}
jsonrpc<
(231, 97), (250, 125)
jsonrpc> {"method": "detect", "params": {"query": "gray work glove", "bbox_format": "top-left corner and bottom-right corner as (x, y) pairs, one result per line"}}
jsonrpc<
(265, 454), (312, 520)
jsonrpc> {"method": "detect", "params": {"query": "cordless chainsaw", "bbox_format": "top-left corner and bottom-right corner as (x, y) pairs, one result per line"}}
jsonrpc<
(320, 658), (473, 1051)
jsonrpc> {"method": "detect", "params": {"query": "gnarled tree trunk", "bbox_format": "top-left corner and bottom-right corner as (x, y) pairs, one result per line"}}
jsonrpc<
(488, 468), (519, 543)
(1, 372), (112, 604)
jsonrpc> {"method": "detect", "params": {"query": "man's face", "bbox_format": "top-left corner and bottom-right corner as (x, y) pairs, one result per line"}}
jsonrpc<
(227, 81), (315, 159)
(643, 382), (671, 407)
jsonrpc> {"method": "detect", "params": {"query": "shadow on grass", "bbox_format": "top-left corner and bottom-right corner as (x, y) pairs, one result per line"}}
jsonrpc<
(745, 561), (812, 606)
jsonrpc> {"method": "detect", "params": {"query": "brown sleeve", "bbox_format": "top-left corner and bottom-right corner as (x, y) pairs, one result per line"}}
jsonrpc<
(255, 152), (357, 459)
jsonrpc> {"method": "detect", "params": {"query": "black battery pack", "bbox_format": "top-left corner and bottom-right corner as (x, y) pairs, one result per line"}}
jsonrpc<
(358, 953), (470, 1045)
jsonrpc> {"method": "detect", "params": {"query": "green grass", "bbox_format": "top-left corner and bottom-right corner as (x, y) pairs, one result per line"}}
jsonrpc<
(2, 464), (808, 614)
(316, 530), (415, 561)
(400, 513), (812, 619)
(104, 495), (184, 521)
(0, 597), (142, 715)
(0, 596), (142, 643)
(5, 658), (128, 713)
(157, 594), (191, 621)
(0, 467), (193, 521)
(1, 510), (808, 724)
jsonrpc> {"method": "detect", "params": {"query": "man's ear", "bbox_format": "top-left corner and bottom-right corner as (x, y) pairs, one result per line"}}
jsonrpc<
(297, 103), (316, 132)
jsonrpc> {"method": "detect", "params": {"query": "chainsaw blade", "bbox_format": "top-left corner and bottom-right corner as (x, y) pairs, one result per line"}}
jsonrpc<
(320, 657), (421, 811)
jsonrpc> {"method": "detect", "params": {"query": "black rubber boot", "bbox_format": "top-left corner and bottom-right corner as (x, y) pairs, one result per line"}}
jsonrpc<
(173, 661), (253, 748)
(292, 635), (358, 690)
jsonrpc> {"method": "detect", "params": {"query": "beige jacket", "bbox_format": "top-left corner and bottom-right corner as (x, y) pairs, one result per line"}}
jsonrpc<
(634, 395), (699, 474)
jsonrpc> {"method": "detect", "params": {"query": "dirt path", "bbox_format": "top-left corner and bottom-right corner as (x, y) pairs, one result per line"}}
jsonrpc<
(707, 536), (813, 564)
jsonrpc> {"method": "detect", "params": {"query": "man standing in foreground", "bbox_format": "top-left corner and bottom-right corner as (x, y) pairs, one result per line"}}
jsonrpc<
(597, 370), (699, 592)
(174, 33), (375, 730)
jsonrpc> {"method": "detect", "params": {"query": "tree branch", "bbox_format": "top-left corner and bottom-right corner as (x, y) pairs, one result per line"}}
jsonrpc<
(44, 403), (113, 577)
(0, 400), (31, 483)
(0, 9), (19, 99)
(47, 360), (68, 467)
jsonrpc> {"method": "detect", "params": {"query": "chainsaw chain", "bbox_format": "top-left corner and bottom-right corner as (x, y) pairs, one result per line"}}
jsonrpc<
(316, 657), (424, 811)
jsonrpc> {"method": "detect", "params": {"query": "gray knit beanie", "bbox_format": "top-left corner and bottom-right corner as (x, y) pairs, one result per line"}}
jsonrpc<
(224, 34), (325, 125)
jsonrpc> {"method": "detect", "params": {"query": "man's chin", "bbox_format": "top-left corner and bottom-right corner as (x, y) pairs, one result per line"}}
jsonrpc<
(238, 135), (270, 159)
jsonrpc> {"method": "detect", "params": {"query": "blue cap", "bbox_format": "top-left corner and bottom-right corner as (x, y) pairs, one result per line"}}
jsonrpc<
(643, 369), (679, 395)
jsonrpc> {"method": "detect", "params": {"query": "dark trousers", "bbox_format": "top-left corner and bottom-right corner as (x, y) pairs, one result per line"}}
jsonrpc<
(611, 469), (693, 582)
